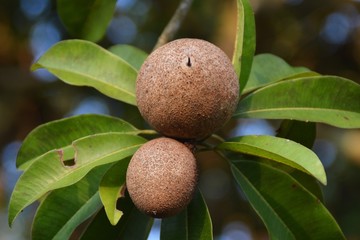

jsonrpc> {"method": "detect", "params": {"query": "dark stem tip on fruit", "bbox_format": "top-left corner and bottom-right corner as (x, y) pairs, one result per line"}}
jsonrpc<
(187, 57), (192, 67)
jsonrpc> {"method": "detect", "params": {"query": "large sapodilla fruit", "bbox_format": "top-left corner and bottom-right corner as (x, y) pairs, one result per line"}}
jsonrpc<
(126, 137), (198, 218)
(136, 38), (239, 140)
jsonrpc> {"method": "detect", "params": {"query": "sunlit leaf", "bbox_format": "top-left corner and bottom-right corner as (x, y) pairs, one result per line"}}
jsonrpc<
(8, 133), (146, 226)
(218, 135), (326, 185)
(232, 0), (256, 93)
(235, 76), (360, 128)
(32, 40), (138, 105)
(108, 44), (148, 71)
(161, 189), (213, 240)
(57, 0), (117, 42)
(80, 195), (153, 239)
(99, 158), (132, 225)
(244, 53), (317, 94)
(17, 114), (138, 170)
(31, 165), (110, 240)
(231, 160), (345, 239)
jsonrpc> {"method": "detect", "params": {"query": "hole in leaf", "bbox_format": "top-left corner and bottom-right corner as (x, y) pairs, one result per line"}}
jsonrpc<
(57, 148), (77, 167)
(117, 195), (129, 212)
(63, 158), (76, 167)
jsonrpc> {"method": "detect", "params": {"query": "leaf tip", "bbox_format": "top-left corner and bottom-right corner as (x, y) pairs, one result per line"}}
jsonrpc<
(316, 162), (327, 186)
(8, 216), (13, 228)
(111, 210), (123, 226)
(320, 176), (327, 186)
(7, 201), (18, 228)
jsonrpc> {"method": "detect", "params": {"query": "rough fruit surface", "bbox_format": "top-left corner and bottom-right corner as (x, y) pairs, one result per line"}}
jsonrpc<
(126, 137), (198, 218)
(136, 38), (239, 140)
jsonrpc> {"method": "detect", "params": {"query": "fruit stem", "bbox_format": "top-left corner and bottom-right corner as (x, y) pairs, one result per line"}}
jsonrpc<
(153, 0), (194, 50)
(196, 134), (226, 152)
(209, 134), (225, 143)
(214, 149), (232, 164)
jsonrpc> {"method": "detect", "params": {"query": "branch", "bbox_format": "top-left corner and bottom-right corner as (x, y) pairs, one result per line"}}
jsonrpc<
(153, 0), (194, 51)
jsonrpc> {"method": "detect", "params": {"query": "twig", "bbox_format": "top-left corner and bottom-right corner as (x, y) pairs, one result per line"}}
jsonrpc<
(153, 0), (194, 50)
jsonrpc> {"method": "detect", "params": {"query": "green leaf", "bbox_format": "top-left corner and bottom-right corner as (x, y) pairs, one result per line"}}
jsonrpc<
(218, 135), (326, 185)
(17, 114), (138, 170)
(288, 168), (324, 202)
(57, 0), (117, 42)
(99, 158), (131, 225)
(108, 45), (148, 71)
(276, 120), (323, 201)
(31, 40), (138, 105)
(244, 53), (317, 94)
(277, 120), (316, 149)
(8, 133), (146, 226)
(231, 160), (345, 239)
(235, 76), (360, 128)
(161, 210), (187, 239)
(232, 0), (256, 93)
(31, 165), (110, 240)
(80, 195), (153, 240)
(160, 189), (213, 240)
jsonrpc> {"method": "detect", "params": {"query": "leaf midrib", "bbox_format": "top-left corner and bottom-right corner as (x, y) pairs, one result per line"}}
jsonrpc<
(237, 106), (360, 114)
(55, 142), (143, 188)
(46, 67), (136, 99)
(19, 130), (141, 170)
(222, 142), (325, 184)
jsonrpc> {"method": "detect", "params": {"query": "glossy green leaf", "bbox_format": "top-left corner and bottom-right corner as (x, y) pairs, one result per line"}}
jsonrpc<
(31, 40), (138, 105)
(161, 189), (213, 240)
(108, 45), (148, 71)
(276, 120), (323, 201)
(99, 158), (131, 225)
(232, 0), (256, 93)
(218, 135), (326, 185)
(80, 196), (153, 240)
(17, 114), (138, 170)
(244, 53), (317, 94)
(231, 160), (345, 239)
(57, 0), (117, 42)
(8, 133), (146, 226)
(31, 165), (110, 240)
(236, 76), (360, 128)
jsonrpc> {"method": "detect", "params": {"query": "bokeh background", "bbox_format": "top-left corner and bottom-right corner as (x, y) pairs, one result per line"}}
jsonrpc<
(1, 0), (360, 239)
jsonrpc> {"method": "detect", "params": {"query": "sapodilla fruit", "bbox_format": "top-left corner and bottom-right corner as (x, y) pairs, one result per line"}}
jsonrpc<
(136, 38), (239, 140)
(126, 137), (198, 218)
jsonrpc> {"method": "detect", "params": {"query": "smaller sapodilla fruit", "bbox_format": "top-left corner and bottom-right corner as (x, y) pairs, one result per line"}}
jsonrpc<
(126, 137), (198, 218)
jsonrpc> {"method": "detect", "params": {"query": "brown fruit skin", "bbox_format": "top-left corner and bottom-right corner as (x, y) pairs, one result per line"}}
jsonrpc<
(136, 38), (239, 140)
(126, 137), (198, 218)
